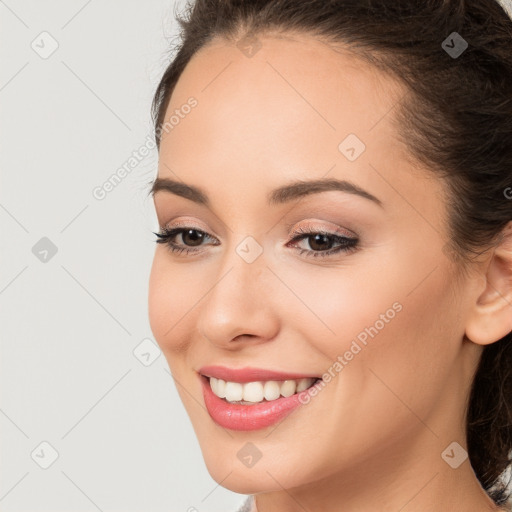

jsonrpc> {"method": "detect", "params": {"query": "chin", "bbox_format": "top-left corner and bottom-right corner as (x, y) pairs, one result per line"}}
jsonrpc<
(207, 467), (281, 495)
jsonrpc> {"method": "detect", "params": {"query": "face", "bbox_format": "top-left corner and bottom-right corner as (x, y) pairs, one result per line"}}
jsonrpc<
(148, 33), (481, 494)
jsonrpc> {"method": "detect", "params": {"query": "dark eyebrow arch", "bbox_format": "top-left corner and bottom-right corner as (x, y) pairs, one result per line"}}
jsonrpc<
(150, 177), (383, 208)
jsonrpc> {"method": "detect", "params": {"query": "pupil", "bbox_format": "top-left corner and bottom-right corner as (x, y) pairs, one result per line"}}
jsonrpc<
(309, 234), (332, 251)
(184, 229), (204, 246)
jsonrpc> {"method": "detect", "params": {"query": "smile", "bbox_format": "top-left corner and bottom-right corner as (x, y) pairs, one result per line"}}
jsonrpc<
(209, 376), (319, 404)
(199, 371), (322, 431)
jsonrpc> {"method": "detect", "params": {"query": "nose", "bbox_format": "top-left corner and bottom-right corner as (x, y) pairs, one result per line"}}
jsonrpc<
(196, 248), (281, 349)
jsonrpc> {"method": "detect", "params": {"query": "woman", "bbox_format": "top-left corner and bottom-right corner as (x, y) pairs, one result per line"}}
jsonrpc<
(147, 1), (512, 510)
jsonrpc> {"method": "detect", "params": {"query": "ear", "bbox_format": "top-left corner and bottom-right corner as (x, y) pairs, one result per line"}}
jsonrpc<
(465, 221), (512, 346)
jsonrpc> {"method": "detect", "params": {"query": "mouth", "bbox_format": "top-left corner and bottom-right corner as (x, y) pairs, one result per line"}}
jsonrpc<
(199, 372), (322, 431)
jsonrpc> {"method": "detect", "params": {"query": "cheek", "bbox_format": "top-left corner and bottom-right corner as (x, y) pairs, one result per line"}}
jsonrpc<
(283, 252), (459, 411)
(148, 252), (202, 357)
(289, 243), (452, 351)
(275, 259), (405, 359)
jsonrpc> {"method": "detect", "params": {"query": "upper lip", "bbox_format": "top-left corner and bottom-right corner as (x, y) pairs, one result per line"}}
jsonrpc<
(198, 365), (321, 383)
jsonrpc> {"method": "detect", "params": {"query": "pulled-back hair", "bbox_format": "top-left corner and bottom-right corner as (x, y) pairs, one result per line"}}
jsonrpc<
(151, 0), (512, 506)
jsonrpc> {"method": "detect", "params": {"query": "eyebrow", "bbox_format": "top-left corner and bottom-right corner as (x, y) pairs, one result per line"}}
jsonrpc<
(149, 177), (383, 208)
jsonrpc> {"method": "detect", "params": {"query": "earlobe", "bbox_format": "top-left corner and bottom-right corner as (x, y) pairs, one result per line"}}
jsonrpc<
(465, 221), (512, 346)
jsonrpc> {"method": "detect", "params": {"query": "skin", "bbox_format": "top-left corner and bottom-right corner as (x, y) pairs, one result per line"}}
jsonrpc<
(148, 31), (512, 512)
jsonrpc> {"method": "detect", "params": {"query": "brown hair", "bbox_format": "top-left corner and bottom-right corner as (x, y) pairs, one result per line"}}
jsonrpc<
(151, 0), (512, 506)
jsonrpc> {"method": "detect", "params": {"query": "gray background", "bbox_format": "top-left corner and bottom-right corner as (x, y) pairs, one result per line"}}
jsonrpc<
(0, 1), (246, 511)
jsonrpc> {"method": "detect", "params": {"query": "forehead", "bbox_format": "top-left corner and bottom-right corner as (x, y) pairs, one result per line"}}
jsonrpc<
(157, 32), (422, 211)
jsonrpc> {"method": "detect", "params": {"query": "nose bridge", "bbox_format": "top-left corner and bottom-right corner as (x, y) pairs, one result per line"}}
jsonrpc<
(197, 235), (279, 344)
(214, 231), (270, 298)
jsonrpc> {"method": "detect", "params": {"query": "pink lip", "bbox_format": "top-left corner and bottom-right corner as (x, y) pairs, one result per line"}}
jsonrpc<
(200, 374), (315, 431)
(198, 365), (320, 383)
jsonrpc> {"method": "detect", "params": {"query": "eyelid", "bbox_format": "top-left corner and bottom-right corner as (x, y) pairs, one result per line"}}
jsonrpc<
(161, 218), (213, 234)
(286, 219), (357, 238)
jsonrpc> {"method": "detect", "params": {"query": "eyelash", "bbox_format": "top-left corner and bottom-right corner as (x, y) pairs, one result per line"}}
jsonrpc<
(153, 225), (359, 259)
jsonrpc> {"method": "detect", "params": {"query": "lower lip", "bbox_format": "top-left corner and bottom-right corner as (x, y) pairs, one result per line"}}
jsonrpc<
(200, 375), (314, 431)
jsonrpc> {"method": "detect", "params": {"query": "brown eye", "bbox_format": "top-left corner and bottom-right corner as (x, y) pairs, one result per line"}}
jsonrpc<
(180, 229), (205, 247)
(287, 227), (359, 259)
(153, 226), (217, 255)
(307, 233), (336, 251)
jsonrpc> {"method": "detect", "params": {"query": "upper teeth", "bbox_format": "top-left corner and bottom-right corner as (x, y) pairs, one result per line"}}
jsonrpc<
(209, 377), (317, 403)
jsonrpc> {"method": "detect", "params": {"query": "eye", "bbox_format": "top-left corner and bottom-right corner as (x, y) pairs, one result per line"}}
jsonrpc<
(286, 226), (359, 259)
(153, 226), (218, 255)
